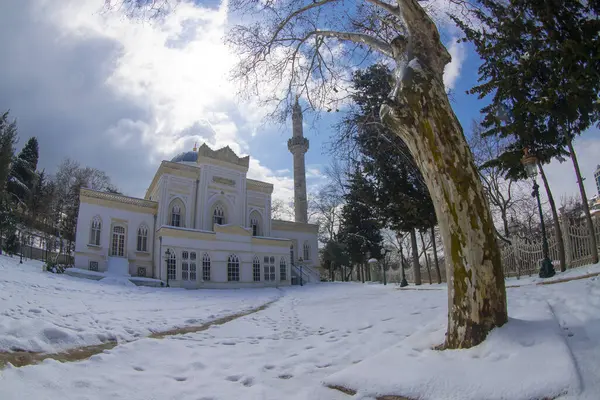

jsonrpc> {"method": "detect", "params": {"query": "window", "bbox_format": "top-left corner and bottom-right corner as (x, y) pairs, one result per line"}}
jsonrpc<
(202, 253), (211, 281)
(89, 261), (98, 271)
(253, 256), (261, 282)
(111, 226), (126, 257)
(290, 244), (295, 266)
(181, 251), (189, 280)
(137, 267), (146, 277)
(171, 205), (181, 227)
(263, 256), (275, 282)
(280, 257), (287, 281)
(227, 254), (240, 281)
(303, 242), (310, 261)
(137, 224), (148, 252)
(89, 216), (101, 246)
(213, 204), (225, 226)
(166, 249), (176, 280)
(251, 217), (259, 236)
(190, 252), (197, 281)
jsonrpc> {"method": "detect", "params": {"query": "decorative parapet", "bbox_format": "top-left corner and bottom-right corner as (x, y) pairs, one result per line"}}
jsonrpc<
(271, 218), (318, 233)
(197, 143), (250, 168)
(81, 188), (158, 212)
(247, 179), (274, 194)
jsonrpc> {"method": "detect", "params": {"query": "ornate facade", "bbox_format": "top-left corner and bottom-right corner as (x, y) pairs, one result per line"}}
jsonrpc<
(73, 143), (320, 288)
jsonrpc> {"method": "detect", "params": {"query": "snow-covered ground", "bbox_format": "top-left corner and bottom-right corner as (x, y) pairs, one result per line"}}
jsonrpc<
(0, 256), (280, 353)
(1, 254), (599, 399)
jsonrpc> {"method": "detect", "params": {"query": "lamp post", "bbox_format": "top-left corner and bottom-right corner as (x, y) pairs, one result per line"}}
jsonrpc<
(164, 248), (171, 287)
(399, 246), (408, 287)
(521, 149), (556, 278)
(298, 257), (304, 286)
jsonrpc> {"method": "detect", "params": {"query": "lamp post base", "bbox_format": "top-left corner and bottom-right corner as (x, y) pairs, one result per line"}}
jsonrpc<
(400, 278), (408, 287)
(539, 258), (556, 279)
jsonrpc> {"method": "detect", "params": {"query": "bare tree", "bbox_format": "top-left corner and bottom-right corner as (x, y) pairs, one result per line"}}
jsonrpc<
(228, 0), (506, 348)
(109, 0), (507, 348)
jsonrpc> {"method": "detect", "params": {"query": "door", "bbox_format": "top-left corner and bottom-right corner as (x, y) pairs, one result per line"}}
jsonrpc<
(111, 226), (126, 257)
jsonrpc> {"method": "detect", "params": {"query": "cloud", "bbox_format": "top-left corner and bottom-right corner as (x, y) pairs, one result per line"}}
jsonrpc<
(443, 37), (466, 91)
(0, 0), (295, 199)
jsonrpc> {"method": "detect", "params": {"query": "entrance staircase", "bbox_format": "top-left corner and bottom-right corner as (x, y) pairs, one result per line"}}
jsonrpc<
(291, 264), (321, 285)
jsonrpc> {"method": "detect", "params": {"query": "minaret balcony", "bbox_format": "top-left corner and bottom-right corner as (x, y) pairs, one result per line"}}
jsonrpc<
(288, 137), (309, 153)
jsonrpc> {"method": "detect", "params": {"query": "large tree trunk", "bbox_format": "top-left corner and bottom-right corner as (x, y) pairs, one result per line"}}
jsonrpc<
(567, 138), (598, 264)
(431, 226), (442, 284)
(410, 228), (421, 285)
(538, 162), (567, 272)
(380, 0), (507, 349)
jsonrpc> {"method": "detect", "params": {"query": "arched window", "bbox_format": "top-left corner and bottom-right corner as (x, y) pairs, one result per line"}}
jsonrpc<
(202, 253), (211, 281)
(89, 216), (102, 246)
(181, 251), (189, 280)
(303, 242), (310, 261)
(171, 205), (181, 227)
(250, 217), (259, 236)
(253, 256), (261, 282)
(290, 244), (295, 266)
(227, 254), (240, 281)
(249, 210), (262, 236)
(213, 204), (225, 226)
(111, 225), (126, 257)
(166, 248), (176, 280)
(264, 255), (275, 282)
(280, 257), (287, 281)
(137, 224), (148, 252)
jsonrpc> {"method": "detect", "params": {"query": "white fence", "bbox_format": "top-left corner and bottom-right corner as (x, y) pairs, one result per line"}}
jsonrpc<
(501, 216), (600, 278)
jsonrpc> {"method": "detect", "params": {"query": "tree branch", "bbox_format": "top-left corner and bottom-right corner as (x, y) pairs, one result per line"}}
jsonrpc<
(313, 30), (394, 58)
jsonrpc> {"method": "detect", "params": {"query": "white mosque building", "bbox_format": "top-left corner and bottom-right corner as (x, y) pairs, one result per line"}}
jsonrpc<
(73, 101), (320, 288)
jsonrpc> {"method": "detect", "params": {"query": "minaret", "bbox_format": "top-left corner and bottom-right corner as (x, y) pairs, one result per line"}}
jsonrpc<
(288, 97), (309, 223)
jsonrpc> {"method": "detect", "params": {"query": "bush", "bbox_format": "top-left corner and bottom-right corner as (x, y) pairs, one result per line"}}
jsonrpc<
(44, 259), (67, 274)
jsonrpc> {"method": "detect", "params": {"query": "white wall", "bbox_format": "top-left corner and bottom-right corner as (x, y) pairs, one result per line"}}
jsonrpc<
(271, 228), (319, 269)
(158, 233), (290, 288)
(74, 201), (155, 276)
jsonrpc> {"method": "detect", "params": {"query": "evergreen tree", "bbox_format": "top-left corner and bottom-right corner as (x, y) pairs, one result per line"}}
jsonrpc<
(7, 137), (39, 208)
(337, 64), (437, 284)
(0, 112), (18, 197)
(338, 167), (383, 282)
(455, 0), (600, 264)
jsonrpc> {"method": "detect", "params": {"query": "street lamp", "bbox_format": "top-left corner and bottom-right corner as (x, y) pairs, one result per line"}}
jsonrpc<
(399, 246), (408, 287)
(521, 148), (555, 278)
(164, 248), (172, 287)
(298, 257), (304, 286)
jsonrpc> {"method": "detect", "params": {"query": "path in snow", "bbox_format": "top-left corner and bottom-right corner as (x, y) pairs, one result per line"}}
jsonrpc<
(1, 255), (600, 399)
(0, 284), (444, 400)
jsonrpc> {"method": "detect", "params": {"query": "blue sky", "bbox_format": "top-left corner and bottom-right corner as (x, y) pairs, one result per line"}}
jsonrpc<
(0, 0), (597, 206)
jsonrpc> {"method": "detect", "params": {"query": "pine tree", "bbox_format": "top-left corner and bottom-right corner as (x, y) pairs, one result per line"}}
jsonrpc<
(337, 64), (437, 285)
(7, 137), (39, 208)
(338, 167), (383, 282)
(455, 0), (600, 264)
(0, 111), (18, 197)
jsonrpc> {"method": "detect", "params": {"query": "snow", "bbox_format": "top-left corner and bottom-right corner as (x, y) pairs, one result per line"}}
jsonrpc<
(0, 255), (280, 353)
(1, 254), (600, 400)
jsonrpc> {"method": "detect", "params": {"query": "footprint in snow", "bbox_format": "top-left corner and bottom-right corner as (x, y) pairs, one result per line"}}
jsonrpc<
(242, 377), (254, 387)
(278, 374), (293, 380)
(132, 366), (145, 372)
(264, 365), (275, 370)
(173, 376), (187, 382)
(225, 375), (242, 382)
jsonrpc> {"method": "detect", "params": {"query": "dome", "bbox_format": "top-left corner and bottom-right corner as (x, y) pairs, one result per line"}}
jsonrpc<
(171, 151), (198, 163)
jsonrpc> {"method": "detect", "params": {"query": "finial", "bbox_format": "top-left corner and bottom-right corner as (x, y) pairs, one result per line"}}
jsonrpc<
(193, 142), (197, 152)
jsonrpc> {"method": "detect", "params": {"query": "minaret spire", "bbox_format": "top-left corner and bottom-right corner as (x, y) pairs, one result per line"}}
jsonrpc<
(288, 96), (309, 223)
